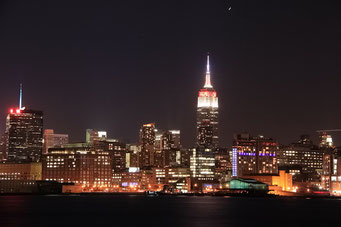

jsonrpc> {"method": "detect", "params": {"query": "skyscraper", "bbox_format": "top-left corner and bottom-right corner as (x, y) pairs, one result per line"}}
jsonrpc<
(139, 123), (156, 167)
(6, 109), (43, 162)
(153, 128), (164, 167)
(6, 85), (43, 163)
(162, 130), (181, 150)
(161, 130), (181, 167)
(196, 54), (219, 149)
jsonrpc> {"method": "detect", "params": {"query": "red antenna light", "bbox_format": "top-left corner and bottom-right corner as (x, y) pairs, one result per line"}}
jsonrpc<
(16, 109), (21, 114)
(10, 109), (14, 114)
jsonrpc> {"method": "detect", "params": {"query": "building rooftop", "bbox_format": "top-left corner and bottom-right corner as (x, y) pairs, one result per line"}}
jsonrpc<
(232, 178), (267, 185)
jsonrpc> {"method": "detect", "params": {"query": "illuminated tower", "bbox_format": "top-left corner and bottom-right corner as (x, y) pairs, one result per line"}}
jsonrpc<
(5, 85), (43, 162)
(139, 123), (156, 167)
(196, 54), (219, 149)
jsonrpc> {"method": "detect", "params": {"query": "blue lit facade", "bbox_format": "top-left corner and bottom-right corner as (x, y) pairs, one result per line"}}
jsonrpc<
(232, 148), (237, 177)
(233, 133), (278, 177)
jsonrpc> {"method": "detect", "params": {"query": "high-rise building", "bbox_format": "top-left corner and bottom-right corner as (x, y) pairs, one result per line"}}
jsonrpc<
(190, 148), (215, 181)
(6, 108), (43, 163)
(192, 60), (218, 182)
(86, 133), (128, 173)
(162, 130), (181, 149)
(0, 133), (7, 162)
(180, 148), (191, 167)
(277, 135), (324, 182)
(196, 55), (219, 149)
(321, 148), (341, 194)
(43, 129), (69, 154)
(138, 125), (182, 168)
(232, 133), (278, 177)
(93, 139), (127, 172)
(139, 123), (156, 167)
(4, 85), (43, 163)
(144, 129), (183, 168)
(162, 130), (181, 167)
(126, 144), (140, 168)
(153, 128), (164, 167)
(215, 148), (232, 182)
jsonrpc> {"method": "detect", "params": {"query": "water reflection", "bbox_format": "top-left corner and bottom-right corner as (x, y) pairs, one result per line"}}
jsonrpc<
(0, 195), (339, 227)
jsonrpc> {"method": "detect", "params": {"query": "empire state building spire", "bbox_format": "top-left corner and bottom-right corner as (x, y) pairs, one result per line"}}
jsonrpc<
(204, 54), (213, 88)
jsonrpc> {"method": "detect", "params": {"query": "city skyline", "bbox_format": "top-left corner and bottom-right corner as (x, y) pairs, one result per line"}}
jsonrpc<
(0, 0), (340, 148)
(1, 54), (340, 148)
(1, 2), (341, 226)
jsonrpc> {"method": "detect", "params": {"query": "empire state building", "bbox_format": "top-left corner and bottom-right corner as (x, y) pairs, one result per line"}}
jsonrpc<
(196, 55), (219, 149)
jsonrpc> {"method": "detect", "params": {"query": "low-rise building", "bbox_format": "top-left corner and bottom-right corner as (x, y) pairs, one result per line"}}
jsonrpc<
(0, 162), (42, 180)
(42, 144), (112, 190)
(43, 129), (69, 154)
(245, 170), (293, 195)
(229, 178), (269, 192)
(0, 180), (62, 194)
(166, 167), (191, 184)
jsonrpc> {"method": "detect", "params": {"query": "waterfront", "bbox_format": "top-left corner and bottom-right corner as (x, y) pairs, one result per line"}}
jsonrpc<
(0, 195), (340, 227)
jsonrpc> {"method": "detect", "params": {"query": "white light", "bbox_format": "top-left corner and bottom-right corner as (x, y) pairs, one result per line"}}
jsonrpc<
(98, 131), (107, 138)
(197, 96), (218, 108)
(129, 167), (140, 173)
(169, 130), (180, 134)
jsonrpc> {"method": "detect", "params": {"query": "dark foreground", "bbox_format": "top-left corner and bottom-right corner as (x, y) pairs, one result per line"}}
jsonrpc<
(0, 195), (340, 227)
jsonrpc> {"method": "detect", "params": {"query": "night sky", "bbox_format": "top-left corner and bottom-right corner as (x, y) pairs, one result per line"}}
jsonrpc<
(0, 0), (340, 147)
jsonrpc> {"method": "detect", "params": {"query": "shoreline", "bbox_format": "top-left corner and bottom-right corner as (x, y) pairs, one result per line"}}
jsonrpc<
(0, 192), (336, 199)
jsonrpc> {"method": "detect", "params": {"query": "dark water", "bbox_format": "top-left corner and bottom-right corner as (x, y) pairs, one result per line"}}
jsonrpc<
(0, 195), (340, 227)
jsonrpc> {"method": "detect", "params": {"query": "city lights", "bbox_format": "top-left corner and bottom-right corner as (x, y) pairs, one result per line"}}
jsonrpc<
(0, 2), (339, 226)
(0, 56), (340, 198)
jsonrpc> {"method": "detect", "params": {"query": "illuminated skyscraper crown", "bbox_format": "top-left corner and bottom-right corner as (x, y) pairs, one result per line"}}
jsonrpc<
(197, 54), (218, 108)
